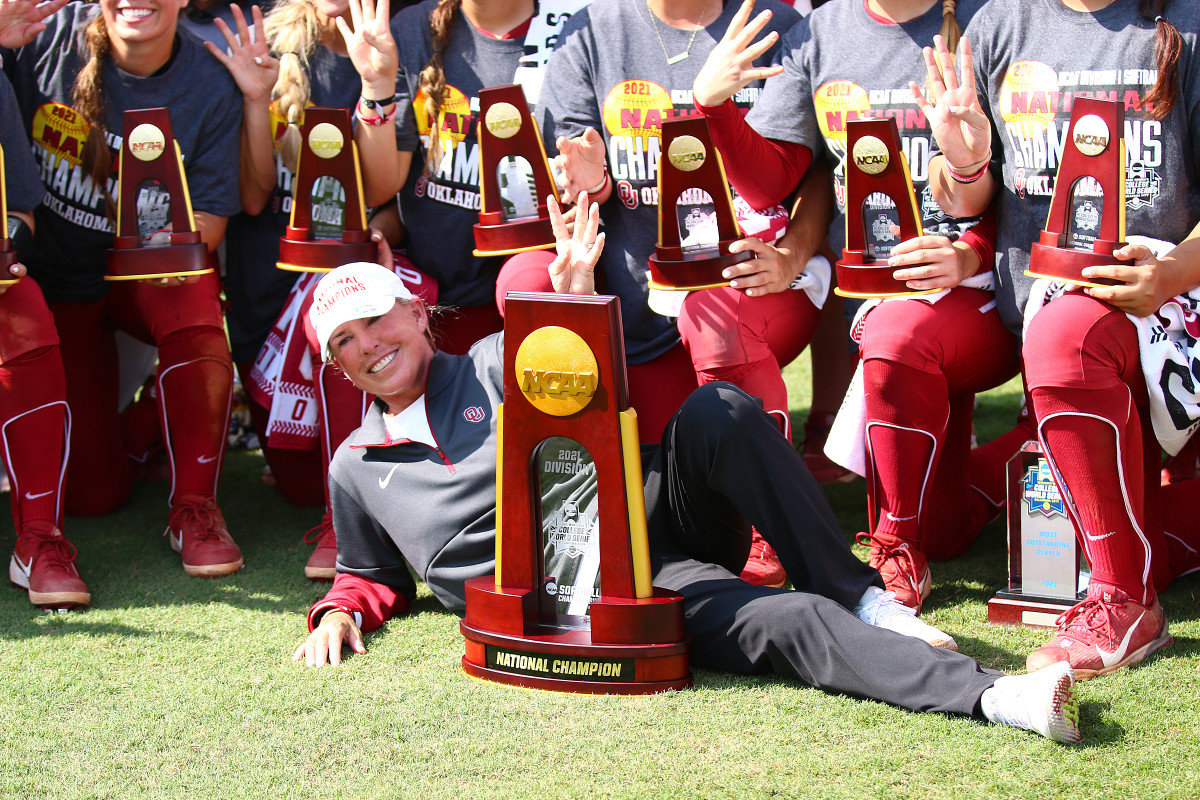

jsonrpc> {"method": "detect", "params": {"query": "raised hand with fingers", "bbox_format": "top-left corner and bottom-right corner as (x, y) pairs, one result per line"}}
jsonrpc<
(206, 4), (279, 105)
(693, 0), (784, 108)
(0, 0), (70, 49)
(337, 0), (399, 102)
(547, 191), (604, 296)
(909, 34), (991, 176)
(553, 128), (607, 202)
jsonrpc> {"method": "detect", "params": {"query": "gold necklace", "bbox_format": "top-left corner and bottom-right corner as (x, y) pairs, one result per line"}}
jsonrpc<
(646, 0), (713, 65)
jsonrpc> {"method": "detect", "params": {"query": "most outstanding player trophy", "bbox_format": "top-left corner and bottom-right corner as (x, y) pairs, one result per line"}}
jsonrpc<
(1026, 97), (1131, 286)
(647, 117), (751, 291)
(988, 442), (1086, 627)
(834, 118), (933, 299)
(473, 84), (557, 257)
(106, 108), (212, 281)
(277, 107), (377, 272)
(461, 292), (692, 694)
(0, 142), (18, 287)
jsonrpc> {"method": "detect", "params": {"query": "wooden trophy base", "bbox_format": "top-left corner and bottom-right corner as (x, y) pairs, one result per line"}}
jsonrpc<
(277, 231), (378, 273)
(105, 233), (211, 281)
(834, 253), (936, 299)
(461, 577), (691, 695)
(988, 590), (1078, 628)
(0, 243), (17, 286)
(647, 245), (750, 292)
(1026, 239), (1130, 288)
(472, 216), (556, 257)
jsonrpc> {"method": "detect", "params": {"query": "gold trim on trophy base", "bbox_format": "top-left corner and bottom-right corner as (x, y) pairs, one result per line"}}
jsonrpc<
(1023, 269), (1116, 290)
(471, 241), (557, 258)
(105, 267), (215, 282)
(646, 278), (729, 292)
(834, 286), (938, 299)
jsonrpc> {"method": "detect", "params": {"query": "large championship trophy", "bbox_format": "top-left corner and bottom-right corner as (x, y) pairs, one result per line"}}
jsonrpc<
(647, 117), (751, 291)
(277, 107), (377, 272)
(473, 85), (557, 257)
(106, 108), (212, 281)
(0, 143), (18, 287)
(834, 118), (932, 299)
(1026, 97), (1130, 286)
(461, 293), (692, 694)
(988, 442), (1086, 627)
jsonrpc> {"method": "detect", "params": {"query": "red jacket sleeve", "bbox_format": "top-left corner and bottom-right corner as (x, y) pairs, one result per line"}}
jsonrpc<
(696, 98), (812, 210)
(307, 572), (411, 633)
(957, 197), (998, 278)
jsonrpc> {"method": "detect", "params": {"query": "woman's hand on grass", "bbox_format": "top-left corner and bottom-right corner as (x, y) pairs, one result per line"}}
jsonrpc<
(293, 610), (366, 668)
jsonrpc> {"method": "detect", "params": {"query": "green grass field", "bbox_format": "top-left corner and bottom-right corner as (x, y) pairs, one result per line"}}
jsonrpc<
(1, 356), (1197, 800)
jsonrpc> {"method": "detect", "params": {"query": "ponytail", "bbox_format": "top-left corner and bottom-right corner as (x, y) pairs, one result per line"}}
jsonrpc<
(938, 0), (962, 58)
(1138, 0), (1181, 121)
(416, 0), (462, 175)
(265, 0), (322, 171)
(70, 11), (116, 220)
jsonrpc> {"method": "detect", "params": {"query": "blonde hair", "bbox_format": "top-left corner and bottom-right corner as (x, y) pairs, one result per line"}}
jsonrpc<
(416, 0), (462, 175)
(264, 0), (322, 170)
(938, 0), (962, 57)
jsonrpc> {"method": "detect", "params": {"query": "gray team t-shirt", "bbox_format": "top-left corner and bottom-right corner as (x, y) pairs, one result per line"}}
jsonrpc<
(538, 0), (799, 363)
(746, 0), (986, 255)
(3, 3), (242, 303)
(966, 0), (1200, 333)
(391, 0), (528, 309)
(0, 72), (44, 215)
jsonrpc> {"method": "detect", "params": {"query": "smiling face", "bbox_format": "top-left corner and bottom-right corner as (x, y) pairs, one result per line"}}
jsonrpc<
(100, 0), (186, 45)
(328, 299), (436, 414)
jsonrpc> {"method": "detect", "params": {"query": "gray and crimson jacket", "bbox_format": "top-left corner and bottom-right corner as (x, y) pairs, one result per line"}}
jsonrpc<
(308, 335), (507, 630)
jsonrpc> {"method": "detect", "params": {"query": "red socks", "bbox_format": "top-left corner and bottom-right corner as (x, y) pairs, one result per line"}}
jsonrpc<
(0, 346), (69, 531)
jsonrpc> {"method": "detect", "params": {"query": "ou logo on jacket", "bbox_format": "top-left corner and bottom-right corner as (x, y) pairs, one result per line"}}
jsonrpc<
(463, 406), (486, 423)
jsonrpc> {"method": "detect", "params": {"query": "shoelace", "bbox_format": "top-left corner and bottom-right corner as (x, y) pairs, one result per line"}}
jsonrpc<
(1054, 595), (1119, 640)
(856, 532), (920, 576)
(170, 500), (225, 543)
(857, 589), (915, 624)
(302, 519), (335, 547)
(29, 533), (80, 572)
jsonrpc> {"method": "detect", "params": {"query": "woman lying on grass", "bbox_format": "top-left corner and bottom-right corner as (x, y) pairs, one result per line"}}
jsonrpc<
(293, 193), (1082, 743)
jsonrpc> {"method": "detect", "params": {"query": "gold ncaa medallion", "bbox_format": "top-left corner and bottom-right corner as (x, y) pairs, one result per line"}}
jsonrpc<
(667, 135), (706, 172)
(1073, 114), (1110, 157)
(308, 122), (344, 159)
(514, 326), (600, 417)
(852, 136), (889, 175)
(485, 102), (522, 139)
(128, 123), (167, 162)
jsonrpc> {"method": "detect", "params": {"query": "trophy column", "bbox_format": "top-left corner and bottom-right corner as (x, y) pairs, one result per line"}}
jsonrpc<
(461, 293), (691, 695)
(834, 118), (933, 299)
(647, 117), (751, 291)
(277, 107), (378, 272)
(1026, 97), (1132, 286)
(0, 143), (17, 285)
(105, 108), (212, 281)
(988, 442), (1087, 627)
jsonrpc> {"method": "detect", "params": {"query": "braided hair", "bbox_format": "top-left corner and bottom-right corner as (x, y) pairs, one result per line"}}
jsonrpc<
(264, 0), (322, 170)
(416, 0), (462, 175)
(70, 10), (116, 220)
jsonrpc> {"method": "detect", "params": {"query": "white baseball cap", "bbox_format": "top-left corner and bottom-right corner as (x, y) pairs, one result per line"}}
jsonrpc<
(310, 262), (414, 360)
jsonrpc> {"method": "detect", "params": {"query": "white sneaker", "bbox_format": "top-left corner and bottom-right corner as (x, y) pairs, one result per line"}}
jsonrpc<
(855, 586), (958, 650)
(981, 662), (1081, 743)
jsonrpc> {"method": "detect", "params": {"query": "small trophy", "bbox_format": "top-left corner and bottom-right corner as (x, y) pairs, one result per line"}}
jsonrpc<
(277, 107), (377, 272)
(461, 292), (691, 695)
(834, 118), (933, 299)
(988, 441), (1086, 628)
(1, 143), (18, 287)
(647, 117), (751, 291)
(106, 108), (211, 281)
(473, 85), (557, 257)
(1027, 97), (1130, 286)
